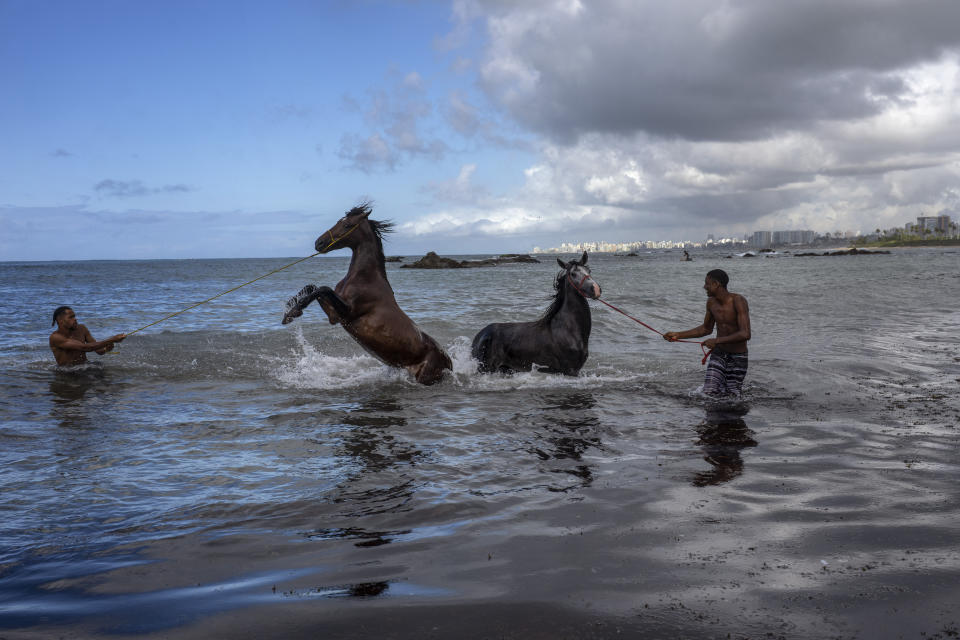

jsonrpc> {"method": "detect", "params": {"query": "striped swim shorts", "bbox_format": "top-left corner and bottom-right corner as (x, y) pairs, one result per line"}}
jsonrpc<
(703, 350), (748, 396)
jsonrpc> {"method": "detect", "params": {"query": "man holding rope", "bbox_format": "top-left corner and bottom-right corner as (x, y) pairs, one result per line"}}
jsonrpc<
(664, 269), (751, 397)
(49, 306), (126, 366)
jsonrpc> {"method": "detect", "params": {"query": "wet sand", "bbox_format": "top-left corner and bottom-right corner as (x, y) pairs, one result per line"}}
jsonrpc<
(8, 393), (960, 639)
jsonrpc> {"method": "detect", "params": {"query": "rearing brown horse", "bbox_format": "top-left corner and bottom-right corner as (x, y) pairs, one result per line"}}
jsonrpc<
(281, 204), (452, 385)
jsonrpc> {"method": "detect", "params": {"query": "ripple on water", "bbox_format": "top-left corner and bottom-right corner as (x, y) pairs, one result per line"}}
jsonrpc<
(2, 252), (960, 636)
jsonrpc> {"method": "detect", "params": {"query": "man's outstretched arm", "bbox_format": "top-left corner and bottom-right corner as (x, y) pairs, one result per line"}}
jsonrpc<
(664, 308), (715, 341)
(51, 332), (126, 353)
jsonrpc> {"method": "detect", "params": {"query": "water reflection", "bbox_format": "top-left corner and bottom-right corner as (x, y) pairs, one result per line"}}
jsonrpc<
(48, 366), (111, 430)
(280, 580), (391, 599)
(692, 406), (757, 487)
(337, 396), (415, 474)
(305, 526), (412, 547)
(344, 581), (389, 597)
(49, 366), (106, 403)
(326, 394), (424, 532)
(528, 391), (601, 491)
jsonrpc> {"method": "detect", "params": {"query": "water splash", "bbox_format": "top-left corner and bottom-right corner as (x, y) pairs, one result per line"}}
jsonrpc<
(272, 331), (655, 392)
(272, 329), (406, 390)
(446, 335), (653, 391)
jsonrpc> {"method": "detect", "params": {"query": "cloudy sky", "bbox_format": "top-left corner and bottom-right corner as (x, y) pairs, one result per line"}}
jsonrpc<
(3, 0), (960, 260)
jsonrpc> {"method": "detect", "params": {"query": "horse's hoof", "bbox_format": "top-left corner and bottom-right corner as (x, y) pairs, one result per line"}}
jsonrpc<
(281, 309), (302, 325)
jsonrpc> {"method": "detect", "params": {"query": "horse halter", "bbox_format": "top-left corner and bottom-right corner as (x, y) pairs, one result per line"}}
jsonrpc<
(566, 266), (594, 297)
(322, 220), (361, 252)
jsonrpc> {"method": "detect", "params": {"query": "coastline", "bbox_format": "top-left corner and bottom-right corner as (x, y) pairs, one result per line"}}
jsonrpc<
(854, 239), (960, 248)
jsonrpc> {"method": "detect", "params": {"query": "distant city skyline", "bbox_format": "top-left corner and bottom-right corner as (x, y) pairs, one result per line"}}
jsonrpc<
(533, 213), (955, 253)
(533, 235), (746, 254)
(534, 228), (820, 253)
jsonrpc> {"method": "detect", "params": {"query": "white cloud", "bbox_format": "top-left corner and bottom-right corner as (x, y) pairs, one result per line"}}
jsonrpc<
(400, 202), (593, 238)
(94, 179), (195, 199)
(405, 1), (960, 243)
(421, 163), (491, 202)
(337, 71), (450, 172)
(337, 133), (397, 173)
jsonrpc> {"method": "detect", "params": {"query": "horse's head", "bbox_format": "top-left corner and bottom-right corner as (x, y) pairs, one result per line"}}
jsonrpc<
(316, 204), (373, 253)
(558, 252), (601, 299)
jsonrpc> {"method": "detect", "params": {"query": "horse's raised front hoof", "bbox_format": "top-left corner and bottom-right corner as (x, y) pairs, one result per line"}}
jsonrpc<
(282, 284), (319, 325)
(281, 308), (302, 325)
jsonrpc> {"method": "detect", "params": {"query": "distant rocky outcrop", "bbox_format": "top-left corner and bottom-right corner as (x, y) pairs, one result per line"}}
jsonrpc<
(401, 252), (541, 269)
(402, 252), (463, 269)
(496, 253), (540, 263)
(384, 256), (403, 263)
(794, 248), (891, 257)
(826, 248), (891, 256)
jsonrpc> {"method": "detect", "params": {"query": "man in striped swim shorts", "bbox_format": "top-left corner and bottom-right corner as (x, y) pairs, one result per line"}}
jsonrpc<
(663, 269), (751, 397)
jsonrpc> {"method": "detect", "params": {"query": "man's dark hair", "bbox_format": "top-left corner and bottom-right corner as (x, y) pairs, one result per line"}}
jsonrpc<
(52, 306), (72, 327)
(706, 269), (729, 288)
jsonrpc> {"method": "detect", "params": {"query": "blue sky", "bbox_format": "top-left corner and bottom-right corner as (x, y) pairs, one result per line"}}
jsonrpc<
(3, 0), (960, 260)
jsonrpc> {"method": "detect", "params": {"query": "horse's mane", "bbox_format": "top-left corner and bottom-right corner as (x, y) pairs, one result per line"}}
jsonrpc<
(368, 218), (394, 246)
(346, 203), (394, 279)
(536, 267), (573, 327)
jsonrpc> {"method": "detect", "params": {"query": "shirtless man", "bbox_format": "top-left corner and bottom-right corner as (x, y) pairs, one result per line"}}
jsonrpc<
(664, 269), (751, 396)
(49, 306), (126, 366)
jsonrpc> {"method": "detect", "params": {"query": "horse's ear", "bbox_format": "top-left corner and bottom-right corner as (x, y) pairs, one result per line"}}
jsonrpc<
(581, 251), (588, 265)
(557, 258), (568, 269)
(347, 203), (374, 219)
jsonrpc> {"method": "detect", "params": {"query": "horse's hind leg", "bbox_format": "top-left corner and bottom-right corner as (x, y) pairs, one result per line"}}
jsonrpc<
(411, 345), (453, 385)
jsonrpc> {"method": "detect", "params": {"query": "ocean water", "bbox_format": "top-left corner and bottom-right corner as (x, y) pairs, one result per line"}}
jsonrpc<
(1, 248), (959, 638)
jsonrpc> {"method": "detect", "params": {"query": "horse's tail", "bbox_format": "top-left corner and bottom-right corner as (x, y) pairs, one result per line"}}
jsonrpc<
(470, 325), (495, 372)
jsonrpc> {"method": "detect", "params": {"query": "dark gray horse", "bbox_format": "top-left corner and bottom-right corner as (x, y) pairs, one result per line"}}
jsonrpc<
(471, 252), (601, 376)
